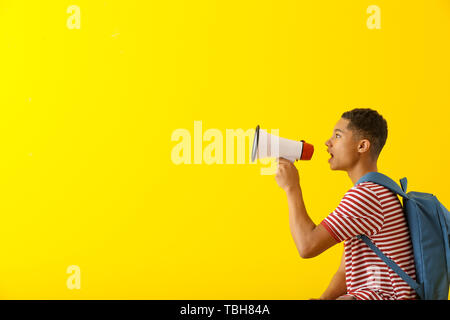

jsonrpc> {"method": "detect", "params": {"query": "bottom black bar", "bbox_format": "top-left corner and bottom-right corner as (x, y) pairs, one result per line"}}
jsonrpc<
(0, 299), (447, 318)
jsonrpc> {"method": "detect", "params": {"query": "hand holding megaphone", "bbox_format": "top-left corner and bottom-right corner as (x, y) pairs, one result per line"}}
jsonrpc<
(251, 125), (314, 163)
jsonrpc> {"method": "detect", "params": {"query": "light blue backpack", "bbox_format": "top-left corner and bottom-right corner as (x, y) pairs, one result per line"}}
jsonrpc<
(355, 172), (450, 300)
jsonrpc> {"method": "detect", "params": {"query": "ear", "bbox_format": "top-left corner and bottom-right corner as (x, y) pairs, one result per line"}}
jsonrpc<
(357, 139), (371, 154)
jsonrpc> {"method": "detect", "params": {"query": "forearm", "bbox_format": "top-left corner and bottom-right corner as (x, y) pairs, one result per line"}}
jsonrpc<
(320, 270), (347, 300)
(285, 186), (316, 256)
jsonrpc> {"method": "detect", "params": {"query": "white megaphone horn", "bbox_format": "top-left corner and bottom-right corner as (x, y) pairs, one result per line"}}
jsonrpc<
(251, 125), (314, 163)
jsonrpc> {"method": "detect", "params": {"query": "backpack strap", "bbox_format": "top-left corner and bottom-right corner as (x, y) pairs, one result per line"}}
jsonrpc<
(357, 234), (425, 299)
(356, 173), (424, 298)
(400, 177), (408, 193)
(355, 172), (409, 199)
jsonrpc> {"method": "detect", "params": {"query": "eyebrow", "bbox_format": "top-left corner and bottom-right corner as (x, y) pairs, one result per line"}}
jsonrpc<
(334, 129), (345, 133)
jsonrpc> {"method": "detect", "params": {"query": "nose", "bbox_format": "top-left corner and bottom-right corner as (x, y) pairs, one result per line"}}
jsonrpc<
(325, 138), (331, 148)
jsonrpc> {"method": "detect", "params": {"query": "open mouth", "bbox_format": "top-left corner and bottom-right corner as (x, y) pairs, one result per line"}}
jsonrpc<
(328, 152), (334, 161)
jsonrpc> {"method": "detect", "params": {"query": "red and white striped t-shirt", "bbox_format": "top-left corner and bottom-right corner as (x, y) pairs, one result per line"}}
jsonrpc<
(320, 181), (417, 300)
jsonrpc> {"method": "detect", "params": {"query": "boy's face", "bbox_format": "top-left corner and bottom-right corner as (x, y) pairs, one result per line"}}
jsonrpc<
(325, 118), (360, 171)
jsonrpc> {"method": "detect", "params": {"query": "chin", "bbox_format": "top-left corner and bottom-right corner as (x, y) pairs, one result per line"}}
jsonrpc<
(329, 162), (342, 171)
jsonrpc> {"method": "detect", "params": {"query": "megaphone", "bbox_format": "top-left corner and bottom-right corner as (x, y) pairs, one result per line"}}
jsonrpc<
(251, 125), (314, 163)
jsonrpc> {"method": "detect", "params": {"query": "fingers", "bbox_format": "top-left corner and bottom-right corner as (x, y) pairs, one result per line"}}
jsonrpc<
(275, 160), (284, 176)
(277, 158), (295, 168)
(276, 158), (294, 176)
(278, 157), (290, 164)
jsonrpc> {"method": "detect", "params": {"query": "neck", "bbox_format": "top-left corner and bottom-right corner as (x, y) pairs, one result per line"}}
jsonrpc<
(347, 159), (378, 185)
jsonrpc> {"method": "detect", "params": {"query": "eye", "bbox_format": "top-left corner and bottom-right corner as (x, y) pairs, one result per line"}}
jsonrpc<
(335, 134), (341, 138)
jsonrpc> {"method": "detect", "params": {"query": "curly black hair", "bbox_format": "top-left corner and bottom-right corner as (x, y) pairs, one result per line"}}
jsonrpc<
(341, 108), (388, 160)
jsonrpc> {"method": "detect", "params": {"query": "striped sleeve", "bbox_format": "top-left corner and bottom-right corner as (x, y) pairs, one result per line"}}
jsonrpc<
(320, 185), (384, 243)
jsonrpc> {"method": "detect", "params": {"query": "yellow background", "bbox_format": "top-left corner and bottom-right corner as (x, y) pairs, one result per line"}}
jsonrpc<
(0, 0), (449, 299)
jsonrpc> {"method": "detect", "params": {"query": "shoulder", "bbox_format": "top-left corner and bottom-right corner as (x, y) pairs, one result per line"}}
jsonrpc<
(354, 181), (384, 196)
(341, 182), (383, 211)
(345, 182), (382, 201)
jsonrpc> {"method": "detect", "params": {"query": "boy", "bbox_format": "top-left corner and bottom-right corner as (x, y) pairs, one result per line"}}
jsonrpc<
(275, 108), (416, 300)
